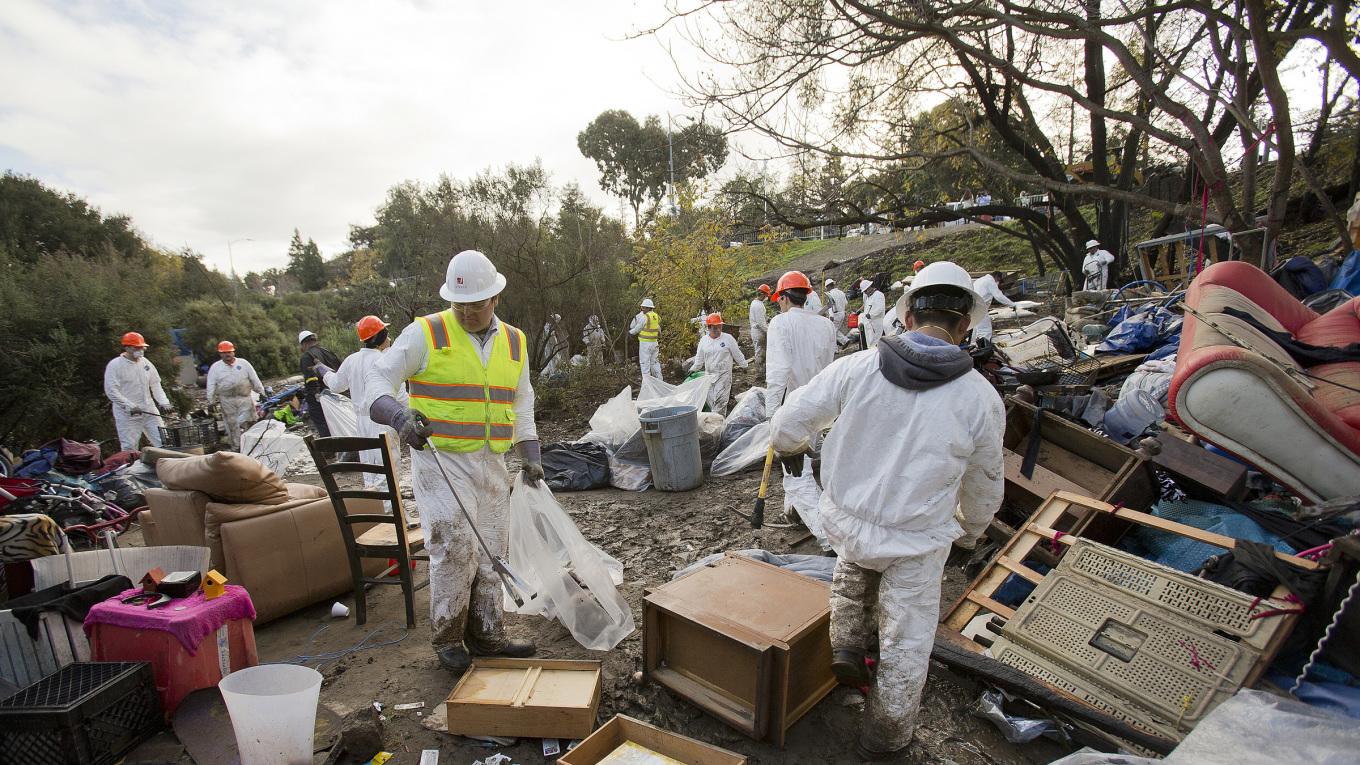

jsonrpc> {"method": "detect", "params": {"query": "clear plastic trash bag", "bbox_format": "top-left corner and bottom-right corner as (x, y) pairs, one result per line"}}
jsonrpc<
(710, 420), (771, 477)
(504, 481), (635, 650)
(240, 419), (308, 477)
(317, 390), (359, 437)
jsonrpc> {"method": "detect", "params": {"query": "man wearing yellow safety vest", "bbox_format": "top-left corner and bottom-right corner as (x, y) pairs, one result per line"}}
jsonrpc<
(365, 250), (541, 674)
(629, 298), (662, 380)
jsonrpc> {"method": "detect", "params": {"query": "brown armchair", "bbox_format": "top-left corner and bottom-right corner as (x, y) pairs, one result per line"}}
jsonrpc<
(141, 451), (382, 623)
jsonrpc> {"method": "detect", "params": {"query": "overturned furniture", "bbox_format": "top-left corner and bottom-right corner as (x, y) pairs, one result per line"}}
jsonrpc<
(942, 492), (1316, 749)
(444, 658), (601, 741)
(643, 555), (836, 746)
(1169, 260), (1360, 502)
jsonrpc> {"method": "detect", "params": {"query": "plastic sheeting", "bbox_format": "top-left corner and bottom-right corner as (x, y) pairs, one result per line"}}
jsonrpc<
(606, 454), (650, 492)
(504, 482), (634, 650)
(1118, 354), (1177, 407)
(541, 442), (610, 491)
(974, 689), (1064, 744)
(720, 387), (767, 451)
(698, 412), (726, 459)
(1047, 689), (1360, 765)
(673, 549), (837, 583)
(1097, 306), (1182, 355)
(586, 386), (639, 452)
(782, 462), (829, 549)
(1121, 499), (1290, 572)
(240, 419), (308, 477)
(317, 390), (359, 437)
(710, 420), (771, 477)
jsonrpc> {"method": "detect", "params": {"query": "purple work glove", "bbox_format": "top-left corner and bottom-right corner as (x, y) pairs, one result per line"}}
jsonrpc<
(369, 395), (432, 450)
(515, 440), (544, 485)
(313, 363), (333, 379)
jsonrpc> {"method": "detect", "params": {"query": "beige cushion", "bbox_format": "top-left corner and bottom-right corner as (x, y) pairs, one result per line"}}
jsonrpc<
(156, 451), (289, 505)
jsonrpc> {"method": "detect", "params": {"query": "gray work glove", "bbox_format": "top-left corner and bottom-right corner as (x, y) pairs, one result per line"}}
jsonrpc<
(369, 395), (432, 450)
(516, 440), (544, 485)
(158, 403), (174, 416)
(313, 363), (333, 379)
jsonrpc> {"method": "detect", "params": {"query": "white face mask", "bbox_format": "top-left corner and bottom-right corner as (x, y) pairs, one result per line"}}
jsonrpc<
(130, 349), (145, 359)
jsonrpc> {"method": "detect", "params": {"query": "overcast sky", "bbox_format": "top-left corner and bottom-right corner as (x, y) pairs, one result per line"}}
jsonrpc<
(0, 1), (705, 274)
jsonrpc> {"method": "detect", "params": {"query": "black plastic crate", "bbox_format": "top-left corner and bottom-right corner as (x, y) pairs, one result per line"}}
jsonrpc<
(158, 420), (217, 448)
(0, 662), (162, 765)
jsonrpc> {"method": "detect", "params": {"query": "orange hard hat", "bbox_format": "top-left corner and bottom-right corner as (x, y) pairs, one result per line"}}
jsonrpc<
(120, 331), (149, 348)
(758, 283), (772, 296)
(705, 312), (723, 326)
(356, 315), (390, 342)
(913, 260), (926, 272)
(772, 270), (813, 301)
(217, 341), (235, 353)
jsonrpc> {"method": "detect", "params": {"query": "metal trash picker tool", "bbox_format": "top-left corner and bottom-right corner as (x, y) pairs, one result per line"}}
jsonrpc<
(422, 437), (536, 607)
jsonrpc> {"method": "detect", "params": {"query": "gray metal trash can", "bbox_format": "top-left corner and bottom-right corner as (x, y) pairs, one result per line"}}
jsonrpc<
(638, 405), (703, 491)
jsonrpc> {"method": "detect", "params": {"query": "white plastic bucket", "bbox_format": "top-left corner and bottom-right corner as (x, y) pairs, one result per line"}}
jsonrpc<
(219, 664), (323, 764)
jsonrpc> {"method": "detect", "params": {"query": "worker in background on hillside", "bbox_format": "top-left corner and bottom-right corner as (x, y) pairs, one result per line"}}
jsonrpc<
(805, 283), (825, 316)
(688, 313), (748, 415)
(971, 270), (1018, 343)
(311, 316), (401, 486)
(765, 271), (837, 420)
(769, 261), (1004, 761)
(366, 250), (540, 674)
(582, 314), (606, 365)
(299, 330), (340, 437)
(104, 331), (173, 450)
(860, 279), (886, 348)
(539, 313), (569, 377)
(206, 341), (264, 449)
(749, 285), (770, 367)
(629, 298), (663, 381)
(913, 260), (925, 274)
(1082, 239), (1116, 291)
(825, 278), (848, 344)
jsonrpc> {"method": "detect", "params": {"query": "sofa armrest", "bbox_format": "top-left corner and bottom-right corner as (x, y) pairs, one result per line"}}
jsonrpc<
(142, 488), (210, 549)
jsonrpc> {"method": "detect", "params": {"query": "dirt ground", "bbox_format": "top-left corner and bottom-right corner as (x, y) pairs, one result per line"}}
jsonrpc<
(133, 356), (1073, 764)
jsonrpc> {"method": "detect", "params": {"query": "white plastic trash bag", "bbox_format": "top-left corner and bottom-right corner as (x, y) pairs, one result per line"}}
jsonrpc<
(710, 420), (771, 477)
(586, 386), (638, 450)
(240, 419), (308, 477)
(782, 461), (829, 550)
(317, 390), (359, 437)
(505, 482), (635, 650)
(638, 373), (711, 415)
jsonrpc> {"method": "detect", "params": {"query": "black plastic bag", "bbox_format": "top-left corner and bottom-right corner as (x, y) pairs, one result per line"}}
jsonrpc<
(542, 442), (611, 491)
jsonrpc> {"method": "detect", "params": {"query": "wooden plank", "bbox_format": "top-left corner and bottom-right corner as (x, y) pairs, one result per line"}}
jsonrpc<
(997, 555), (1045, 585)
(559, 715), (748, 765)
(1004, 450), (1088, 502)
(650, 667), (759, 735)
(1147, 432), (1248, 501)
(964, 591), (1016, 620)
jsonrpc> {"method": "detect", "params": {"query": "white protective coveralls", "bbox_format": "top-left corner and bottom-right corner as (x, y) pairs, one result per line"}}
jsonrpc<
(582, 317), (606, 365)
(771, 334), (1004, 753)
(826, 286), (848, 341)
(366, 316), (537, 650)
(690, 331), (748, 415)
(764, 306), (837, 418)
(970, 273), (1017, 342)
(206, 358), (264, 448)
(324, 348), (402, 486)
(104, 353), (170, 450)
(805, 289), (824, 316)
(539, 317), (569, 377)
(748, 298), (768, 364)
(628, 310), (662, 380)
(860, 284), (886, 348)
(1082, 247), (1116, 291)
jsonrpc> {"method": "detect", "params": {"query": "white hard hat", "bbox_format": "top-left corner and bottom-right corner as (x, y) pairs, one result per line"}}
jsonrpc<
(440, 250), (506, 303)
(297, 330), (317, 343)
(641, 298), (655, 309)
(1085, 239), (1100, 249)
(825, 278), (835, 286)
(896, 262), (987, 327)
(859, 279), (874, 291)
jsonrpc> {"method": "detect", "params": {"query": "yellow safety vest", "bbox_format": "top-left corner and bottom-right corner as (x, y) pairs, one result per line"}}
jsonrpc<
(407, 310), (525, 453)
(639, 311), (660, 343)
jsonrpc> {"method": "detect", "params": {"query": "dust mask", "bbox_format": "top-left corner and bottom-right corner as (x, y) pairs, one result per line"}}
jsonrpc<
(130, 349), (145, 359)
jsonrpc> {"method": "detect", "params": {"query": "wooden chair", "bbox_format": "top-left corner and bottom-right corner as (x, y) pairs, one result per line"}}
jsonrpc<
(305, 432), (427, 628)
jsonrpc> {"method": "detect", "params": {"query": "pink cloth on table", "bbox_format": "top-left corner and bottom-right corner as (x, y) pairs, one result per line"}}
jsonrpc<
(84, 584), (256, 655)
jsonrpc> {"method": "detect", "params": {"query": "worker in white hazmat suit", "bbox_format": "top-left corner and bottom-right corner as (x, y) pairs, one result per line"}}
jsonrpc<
(206, 341), (264, 449)
(628, 298), (662, 381)
(366, 250), (541, 674)
(860, 279), (886, 348)
(805, 286), (824, 316)
(770, 261), (1004, 760)
(765, 270), (837, 420)
(582, 315), (606, 365)
(748, 285), (770, 366)
(1082, 239), (1116, 291)
(539, 313), (568, 377)
(825, 278), (848, 342)
(688, 313), (748, 415)
(103, 331), (172, 450)
(314, 316), (401, 485)
(970, 270), (1017, 343)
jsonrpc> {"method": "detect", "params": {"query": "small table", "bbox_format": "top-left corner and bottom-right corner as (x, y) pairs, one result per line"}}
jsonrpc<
(85, 584), (258, 718)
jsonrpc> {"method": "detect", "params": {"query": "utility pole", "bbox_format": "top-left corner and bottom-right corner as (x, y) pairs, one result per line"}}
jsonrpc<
(227, 238), (253, 296)
(668, 115), (677, 216)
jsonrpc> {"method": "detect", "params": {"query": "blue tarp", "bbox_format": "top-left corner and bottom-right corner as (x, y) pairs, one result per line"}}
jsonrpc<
(1121, 498), (1291, 572)
(1097, 305), (1183, 355)
(1328, 249), (1360, 295)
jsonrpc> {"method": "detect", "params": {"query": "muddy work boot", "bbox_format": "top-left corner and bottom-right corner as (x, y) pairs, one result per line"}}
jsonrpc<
(436, 644), (473, 674)
(832, 647), (871, 688)
(468, 635), (537, 658)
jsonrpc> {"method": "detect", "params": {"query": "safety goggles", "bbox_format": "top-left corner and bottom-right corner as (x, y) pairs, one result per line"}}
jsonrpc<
(452, 298), (495, 314)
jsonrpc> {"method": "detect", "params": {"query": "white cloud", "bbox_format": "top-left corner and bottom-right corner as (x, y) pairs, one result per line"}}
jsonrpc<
(0, 0), (693, 273)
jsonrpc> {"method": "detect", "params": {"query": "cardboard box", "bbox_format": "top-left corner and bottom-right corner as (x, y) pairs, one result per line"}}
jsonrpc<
(643, 555), (835, 746)
(444, 658), (601, 740)
(559, 715), (747, 765)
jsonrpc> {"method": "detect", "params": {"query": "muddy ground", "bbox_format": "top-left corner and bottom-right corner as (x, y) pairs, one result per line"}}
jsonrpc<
(131, 356), (1072, 764)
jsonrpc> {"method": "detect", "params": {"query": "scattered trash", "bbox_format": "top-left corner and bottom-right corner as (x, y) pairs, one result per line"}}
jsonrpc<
(541, 442), (611, 491)
(391, 701), (424, 711)
(330, 602), (350, 619)
(974, 688), (1065, 744)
